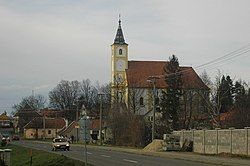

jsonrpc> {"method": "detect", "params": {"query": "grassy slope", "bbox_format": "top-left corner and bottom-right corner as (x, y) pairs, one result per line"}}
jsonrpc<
(1, 144), (86, 166)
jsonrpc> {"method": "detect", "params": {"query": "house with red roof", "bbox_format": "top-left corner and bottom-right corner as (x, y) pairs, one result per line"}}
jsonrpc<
(23, 117), (66, 139)
(13, 104), (42, 133)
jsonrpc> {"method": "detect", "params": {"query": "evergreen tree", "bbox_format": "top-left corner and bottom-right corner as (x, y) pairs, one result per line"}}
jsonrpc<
(161, 55), (182, 130)
(247, 88), (250, 108)
(217, 75), (234, 113)
(234, 81), (246, 106)
(225, 76), (234, 106)
(227, 81), (250, 128)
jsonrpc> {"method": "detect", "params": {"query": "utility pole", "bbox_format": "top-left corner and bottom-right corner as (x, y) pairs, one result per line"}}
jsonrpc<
(73, 100), (80, 143)
(80, 105), (88, 166)
(76, 104), (79, 143)
(55, 111), (57, 138)
(43, 113), (45, 140)
(147, 76), (160, 142)
(84, 112), (88, 165)
(98, 93), (105, 145)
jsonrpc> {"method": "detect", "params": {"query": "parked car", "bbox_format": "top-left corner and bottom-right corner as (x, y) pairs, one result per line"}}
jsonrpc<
(12, 135), (20, 141)
(52, 138), (70, 151)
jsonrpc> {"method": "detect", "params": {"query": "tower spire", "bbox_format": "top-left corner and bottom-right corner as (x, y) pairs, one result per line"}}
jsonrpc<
(114, 15), (126, 45)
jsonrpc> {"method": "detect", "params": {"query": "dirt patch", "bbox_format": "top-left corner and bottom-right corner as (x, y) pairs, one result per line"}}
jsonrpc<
(143, 139), (164, 152)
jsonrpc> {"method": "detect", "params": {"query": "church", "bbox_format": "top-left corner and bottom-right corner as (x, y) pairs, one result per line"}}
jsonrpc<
(111, 19), (209, 118)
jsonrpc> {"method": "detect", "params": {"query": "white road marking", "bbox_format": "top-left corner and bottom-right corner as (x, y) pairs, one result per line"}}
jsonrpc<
(100, 154), (111, 158)
(123, 159), (138, 163)
(87, 152), (92, 155)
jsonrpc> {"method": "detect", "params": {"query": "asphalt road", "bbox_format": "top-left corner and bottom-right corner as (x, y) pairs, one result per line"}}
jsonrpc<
(12, 141), (212, 166)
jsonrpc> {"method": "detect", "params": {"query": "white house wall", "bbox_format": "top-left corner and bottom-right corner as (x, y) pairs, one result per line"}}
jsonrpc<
(129, 88), (150, 116)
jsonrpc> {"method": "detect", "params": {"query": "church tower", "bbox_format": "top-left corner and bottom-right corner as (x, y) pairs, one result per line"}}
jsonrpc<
(111, 18), (128, 103)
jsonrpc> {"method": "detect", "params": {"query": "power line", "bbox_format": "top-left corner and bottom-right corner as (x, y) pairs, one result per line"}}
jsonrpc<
(196, 48), (250, 71)
(195, 43), (250, 69)
(142, 43), (250, 80)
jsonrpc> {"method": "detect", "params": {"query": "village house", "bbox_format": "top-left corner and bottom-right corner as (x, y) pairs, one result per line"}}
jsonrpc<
(58, 119), (106, 143)
(0, 112), (14, 136)
(14, 107), (76, 134)
(13, 104), (41, 133)
(23, 117), (66, 139)
(0, 112), (11, 128)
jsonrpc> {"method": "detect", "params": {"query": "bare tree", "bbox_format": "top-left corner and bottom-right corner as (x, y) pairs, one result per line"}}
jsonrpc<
(13, 94), (46, 114)
(49, 79), (112, 120)
(79, 79), (98, 109)
(107, 103), (145, 147)
(199, 71), (234, 128)
(49, 80), (80, 122)
(197, 70), (223, 128)
(180, 89), (211, 129)
(49, 80), (80, 110)
(100, 83), (111, 107)
(200, 70), (212, 87)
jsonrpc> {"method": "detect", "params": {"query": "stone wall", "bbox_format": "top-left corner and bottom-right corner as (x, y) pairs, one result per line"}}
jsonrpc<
(204, 130), (217, 154)
(218, 129), (230, 154)
(173, 127), (250, 156)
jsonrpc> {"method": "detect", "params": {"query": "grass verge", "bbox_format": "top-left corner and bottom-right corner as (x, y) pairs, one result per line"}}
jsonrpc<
(0, 144), (87, 166)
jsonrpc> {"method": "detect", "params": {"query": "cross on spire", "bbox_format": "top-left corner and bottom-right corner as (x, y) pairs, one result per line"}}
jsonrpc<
(119, 14), (121, 25)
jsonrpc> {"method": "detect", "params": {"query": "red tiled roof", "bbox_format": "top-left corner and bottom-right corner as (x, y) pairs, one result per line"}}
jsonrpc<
(126, 61), (209, 90)
(24, 117), (66, 129)
(14, 109), (41, 118)
(40, 108), (67, 117)
(219, 111), (234, 122)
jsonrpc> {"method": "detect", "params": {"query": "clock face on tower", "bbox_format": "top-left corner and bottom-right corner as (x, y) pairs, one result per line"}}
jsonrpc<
(116, 59), (125, 71)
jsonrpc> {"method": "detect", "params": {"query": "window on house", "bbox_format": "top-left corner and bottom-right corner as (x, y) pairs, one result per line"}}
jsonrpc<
(119, 49), (122, 55)
(48, 130), (51, 134)
(139, 97), (144, 106)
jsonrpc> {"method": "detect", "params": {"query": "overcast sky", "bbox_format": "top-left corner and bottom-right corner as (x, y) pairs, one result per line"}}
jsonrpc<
(0, 0), (250, 114)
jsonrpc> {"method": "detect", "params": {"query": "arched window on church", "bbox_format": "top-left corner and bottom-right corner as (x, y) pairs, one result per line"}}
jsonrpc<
(139, 97), (144, 106)
(119, 49), (122, 55)
(155, 97), (160, 112)
(155, 97), (159, 106)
